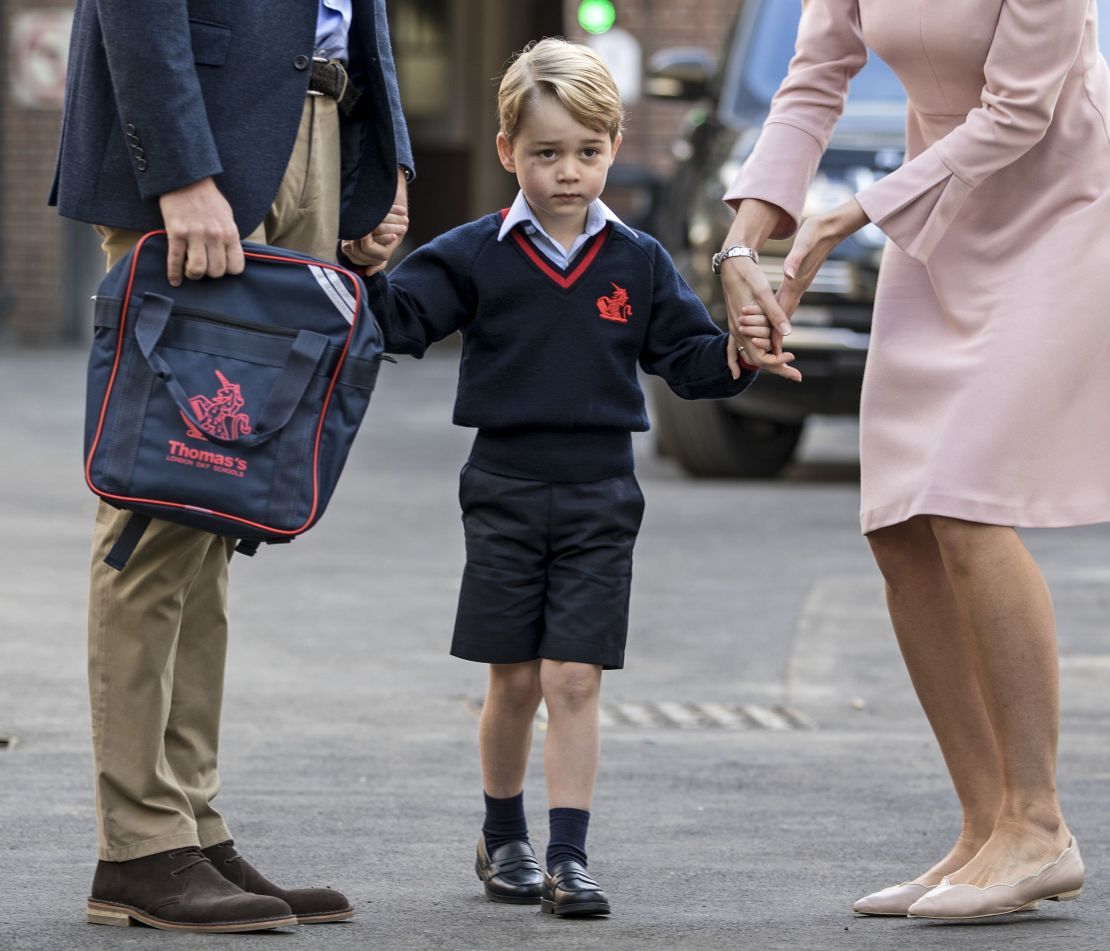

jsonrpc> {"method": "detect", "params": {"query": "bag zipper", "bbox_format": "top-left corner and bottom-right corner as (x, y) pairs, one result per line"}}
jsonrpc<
(95, 295), (300, 338)
(165, 304), (300, 338)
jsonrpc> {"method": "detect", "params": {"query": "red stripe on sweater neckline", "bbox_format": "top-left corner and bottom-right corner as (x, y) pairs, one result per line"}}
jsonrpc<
(504, 220), (612, 290)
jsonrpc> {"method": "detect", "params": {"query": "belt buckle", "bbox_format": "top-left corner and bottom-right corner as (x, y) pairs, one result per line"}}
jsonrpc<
(304, 56), (324, 97)
(308, 54), (330, 97)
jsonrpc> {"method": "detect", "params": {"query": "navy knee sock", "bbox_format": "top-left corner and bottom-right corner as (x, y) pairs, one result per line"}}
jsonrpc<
(482, 792), (529, 852)
(546, 807), (590, 870)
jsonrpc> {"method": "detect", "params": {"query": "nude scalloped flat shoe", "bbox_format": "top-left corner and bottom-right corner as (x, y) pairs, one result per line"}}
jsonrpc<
(906, 838), (1084, 920)
(853, 881), (935, 916)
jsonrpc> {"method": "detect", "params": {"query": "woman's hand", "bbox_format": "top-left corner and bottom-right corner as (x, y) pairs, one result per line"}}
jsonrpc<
(721, 254), (793, 346)
(720, 197), (795, 348)
(777, 198), (869, 316)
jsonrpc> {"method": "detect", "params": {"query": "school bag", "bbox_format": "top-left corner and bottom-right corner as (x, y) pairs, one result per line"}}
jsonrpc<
(84, 231), (383, 569)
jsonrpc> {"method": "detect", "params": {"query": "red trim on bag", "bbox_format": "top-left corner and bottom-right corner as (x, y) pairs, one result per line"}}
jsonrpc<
(84, 230), (362, 537)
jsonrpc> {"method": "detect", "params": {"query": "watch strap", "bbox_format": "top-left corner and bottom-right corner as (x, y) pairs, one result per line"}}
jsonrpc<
(712, 245), (760, 273)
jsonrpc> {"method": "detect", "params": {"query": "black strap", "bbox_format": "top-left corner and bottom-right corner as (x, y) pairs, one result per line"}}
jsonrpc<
(104, 513), (152, 571)
(134, 293), (329, 448)
(234, 538), (294, 557)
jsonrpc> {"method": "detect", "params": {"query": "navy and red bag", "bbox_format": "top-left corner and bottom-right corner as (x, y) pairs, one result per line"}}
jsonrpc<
(85, 231), (383, 569)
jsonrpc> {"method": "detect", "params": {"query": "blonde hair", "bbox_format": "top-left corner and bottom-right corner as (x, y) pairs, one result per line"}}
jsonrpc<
(497, 38), (624, 142)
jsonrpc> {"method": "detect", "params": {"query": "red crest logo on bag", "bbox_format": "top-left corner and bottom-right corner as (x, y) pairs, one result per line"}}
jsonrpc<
(182, 370), (252, 441)
(596, 282), (632, 323)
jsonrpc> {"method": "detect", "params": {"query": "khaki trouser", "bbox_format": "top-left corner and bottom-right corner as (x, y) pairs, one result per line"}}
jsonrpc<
(89, 96), (341, 861)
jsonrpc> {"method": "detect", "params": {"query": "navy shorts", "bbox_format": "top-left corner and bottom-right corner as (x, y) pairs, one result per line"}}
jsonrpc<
(451, 465), (646, 670)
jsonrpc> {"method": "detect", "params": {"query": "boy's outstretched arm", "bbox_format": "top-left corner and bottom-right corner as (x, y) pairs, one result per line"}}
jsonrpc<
(360, 229), (477, 357)
(640, 240), (777, 399)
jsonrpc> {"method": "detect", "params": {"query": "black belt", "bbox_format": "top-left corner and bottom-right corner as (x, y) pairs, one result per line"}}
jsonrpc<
(308, 57), (361, 116)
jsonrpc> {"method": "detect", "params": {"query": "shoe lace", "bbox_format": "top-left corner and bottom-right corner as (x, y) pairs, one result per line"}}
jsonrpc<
(166, 847), (210, 877)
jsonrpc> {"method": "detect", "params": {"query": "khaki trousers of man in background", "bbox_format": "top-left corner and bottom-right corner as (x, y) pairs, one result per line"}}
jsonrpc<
(88, 97), (340, 861)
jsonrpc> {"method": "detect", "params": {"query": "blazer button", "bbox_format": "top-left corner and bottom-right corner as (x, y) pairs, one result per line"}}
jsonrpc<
(294, 54), (309, 69)
(125, 123), (136, 134)
(136, 158), (148, 171)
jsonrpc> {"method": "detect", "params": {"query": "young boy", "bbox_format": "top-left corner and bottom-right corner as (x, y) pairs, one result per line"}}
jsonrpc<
(351, 38), (781, 917)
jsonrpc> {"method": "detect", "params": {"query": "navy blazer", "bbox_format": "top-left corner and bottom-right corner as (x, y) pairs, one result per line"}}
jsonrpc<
(50, 0), (413, 240)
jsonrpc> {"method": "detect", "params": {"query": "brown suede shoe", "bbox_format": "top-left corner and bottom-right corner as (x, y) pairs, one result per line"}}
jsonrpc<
(202, 840), (354, 924)
(87, 847), (297, 932)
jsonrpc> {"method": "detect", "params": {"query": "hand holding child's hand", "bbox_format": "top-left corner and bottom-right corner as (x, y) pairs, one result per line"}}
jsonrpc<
(726, 306), (802, 382)
(341, 203), (409, 276)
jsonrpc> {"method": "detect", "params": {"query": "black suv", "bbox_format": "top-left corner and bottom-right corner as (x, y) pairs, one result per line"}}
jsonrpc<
(644, 0), (906, 477)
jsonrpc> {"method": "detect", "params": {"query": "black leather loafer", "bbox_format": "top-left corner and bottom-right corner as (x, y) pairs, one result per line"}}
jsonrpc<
(475, 835), (543, 904)
(541, 860), (610, 917)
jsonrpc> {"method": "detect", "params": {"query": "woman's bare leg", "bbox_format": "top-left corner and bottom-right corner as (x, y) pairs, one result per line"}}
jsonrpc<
(867, 516), (1004, 883)
(927, 516), (1070, 887)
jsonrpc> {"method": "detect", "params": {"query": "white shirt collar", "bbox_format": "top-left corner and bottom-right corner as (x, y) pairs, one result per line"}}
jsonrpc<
(497, 191), (623, 247)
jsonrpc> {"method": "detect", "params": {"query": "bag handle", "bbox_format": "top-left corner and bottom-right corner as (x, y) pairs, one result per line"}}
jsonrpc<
(134, 292), (329, 449)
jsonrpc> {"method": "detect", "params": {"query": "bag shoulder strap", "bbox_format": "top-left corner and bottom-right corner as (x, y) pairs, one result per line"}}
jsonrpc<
(103, 513), (152, 571)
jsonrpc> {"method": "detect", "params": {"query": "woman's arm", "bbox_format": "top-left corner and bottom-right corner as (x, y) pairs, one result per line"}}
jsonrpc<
(855, 0), (1089, 263)
(720, 0), (868, 343)
(724, 0), (868, 238)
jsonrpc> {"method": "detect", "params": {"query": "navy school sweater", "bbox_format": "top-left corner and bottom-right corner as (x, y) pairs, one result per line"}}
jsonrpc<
(365, 211), (757, 482)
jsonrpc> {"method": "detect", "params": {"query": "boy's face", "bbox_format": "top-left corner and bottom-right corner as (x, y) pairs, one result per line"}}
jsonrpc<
(496, 95), (621, 240)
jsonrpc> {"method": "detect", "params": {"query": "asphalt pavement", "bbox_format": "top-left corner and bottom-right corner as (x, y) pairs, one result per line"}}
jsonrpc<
(1, 347), (1107, 951)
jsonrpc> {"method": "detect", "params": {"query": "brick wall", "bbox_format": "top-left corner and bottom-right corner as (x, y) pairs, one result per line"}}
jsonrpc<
(566, 0), (739, 175)
(0, 0), (69, 345)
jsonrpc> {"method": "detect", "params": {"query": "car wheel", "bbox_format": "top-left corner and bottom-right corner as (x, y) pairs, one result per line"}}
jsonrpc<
(648, 378), (803, 478)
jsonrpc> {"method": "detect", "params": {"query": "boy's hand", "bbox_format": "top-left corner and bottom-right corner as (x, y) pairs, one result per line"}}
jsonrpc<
(341, 203), (409, 275)
(726, 306), (802, 382)
(342, 171), (410, 275)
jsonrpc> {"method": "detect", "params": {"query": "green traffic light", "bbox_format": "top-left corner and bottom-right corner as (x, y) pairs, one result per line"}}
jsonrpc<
(578, 0), (616, 34)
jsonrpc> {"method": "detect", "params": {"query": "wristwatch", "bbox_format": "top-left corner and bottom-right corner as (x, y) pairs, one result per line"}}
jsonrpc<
(711, 245), (759, 274)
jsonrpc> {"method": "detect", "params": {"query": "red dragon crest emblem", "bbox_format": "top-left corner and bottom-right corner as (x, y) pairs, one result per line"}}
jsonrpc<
(182, 370), (252, 441)
(596, 282), (632, 323)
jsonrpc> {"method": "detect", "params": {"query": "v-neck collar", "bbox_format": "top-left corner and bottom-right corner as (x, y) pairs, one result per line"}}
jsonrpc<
(500, 208), (612, 290)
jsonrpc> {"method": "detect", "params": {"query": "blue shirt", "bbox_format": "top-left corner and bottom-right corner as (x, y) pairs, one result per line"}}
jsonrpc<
(497, 191), (622, 269)
(316, 0), (352, 63)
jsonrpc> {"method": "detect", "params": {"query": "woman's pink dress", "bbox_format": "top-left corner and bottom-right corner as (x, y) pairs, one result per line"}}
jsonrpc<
(727, 0), (1110, 533)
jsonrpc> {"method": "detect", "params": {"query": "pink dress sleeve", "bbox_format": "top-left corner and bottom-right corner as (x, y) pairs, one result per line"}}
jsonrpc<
(723, 0), (868, 239)
(856, 0), (1089, 262)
